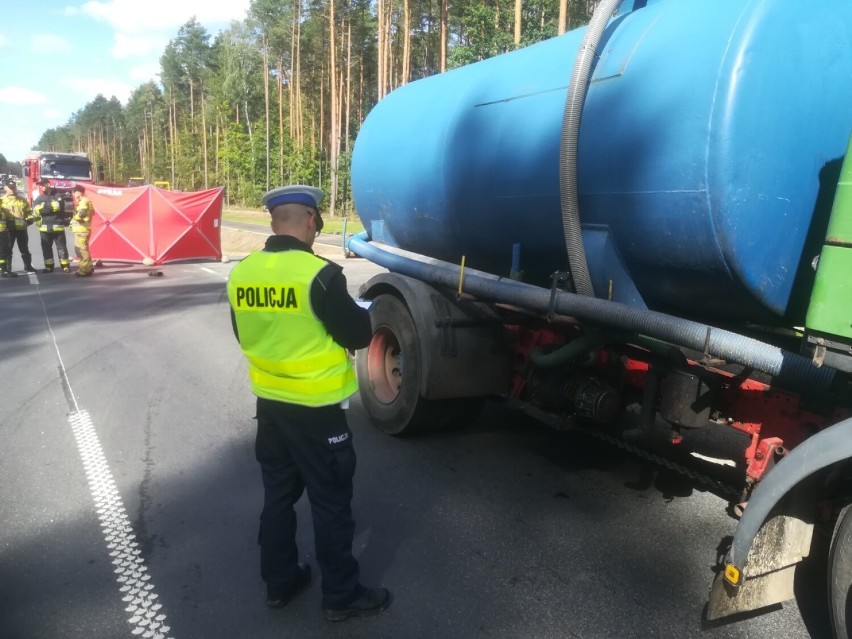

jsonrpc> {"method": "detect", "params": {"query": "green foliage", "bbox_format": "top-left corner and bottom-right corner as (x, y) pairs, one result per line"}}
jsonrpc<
(449, 3), (515, 68)
(32, 0), (597, 206)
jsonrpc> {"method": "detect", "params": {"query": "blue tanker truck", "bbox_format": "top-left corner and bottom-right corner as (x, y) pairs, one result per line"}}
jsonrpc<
(347, 0), (852, 632)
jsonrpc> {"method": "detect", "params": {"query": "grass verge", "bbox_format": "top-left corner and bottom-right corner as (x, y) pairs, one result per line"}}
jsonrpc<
(222, 207), (364, 235)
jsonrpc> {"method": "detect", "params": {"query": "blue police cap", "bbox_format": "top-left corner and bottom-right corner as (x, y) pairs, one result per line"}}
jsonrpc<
(261, 185), (324, 211)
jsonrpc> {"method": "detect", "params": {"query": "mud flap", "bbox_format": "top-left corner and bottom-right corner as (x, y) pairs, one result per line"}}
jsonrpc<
(707, 512), (813, 620)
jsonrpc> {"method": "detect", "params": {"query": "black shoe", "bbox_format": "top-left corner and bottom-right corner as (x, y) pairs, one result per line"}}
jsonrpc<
(1, 271), (17, 278)
(266, 563), (312, 608)
(61, 266), (70, 273)
(42, 268), (53, 273)
(24, 266), (36, 273)
(324, 587), (391, 622)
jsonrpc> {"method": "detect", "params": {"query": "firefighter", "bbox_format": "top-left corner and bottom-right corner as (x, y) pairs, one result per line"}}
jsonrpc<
(0, 191), (15, 278)
(33, 178), (71, 273)
(2, 179), (36, 273)
(70, 184), (94, 276)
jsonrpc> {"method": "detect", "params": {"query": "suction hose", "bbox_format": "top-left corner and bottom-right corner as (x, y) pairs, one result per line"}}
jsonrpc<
(348, 234), (834, 395)
(559, 0), (622, 298)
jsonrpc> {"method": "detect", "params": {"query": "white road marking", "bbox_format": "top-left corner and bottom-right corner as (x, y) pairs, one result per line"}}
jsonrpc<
(198, 265), (229, 282)
(69, 411), (173, 639)
(34, 278), (175, 639)
(223, 225), (267, 236)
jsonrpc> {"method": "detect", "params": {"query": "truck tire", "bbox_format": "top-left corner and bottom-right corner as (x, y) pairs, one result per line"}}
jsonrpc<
(356, 294), (434, 435)
(829, 504), (852, 639)
(356, 294), (484, 435)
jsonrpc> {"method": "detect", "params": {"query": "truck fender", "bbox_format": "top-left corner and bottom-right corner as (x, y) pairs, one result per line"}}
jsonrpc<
(726, 416), (852, 573)
(359, 273), (510, 400)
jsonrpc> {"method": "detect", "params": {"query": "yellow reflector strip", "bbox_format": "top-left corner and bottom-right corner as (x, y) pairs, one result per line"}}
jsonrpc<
(247, 349), (346, 375)
(724, 564), (741, 586)
(249, 366), (355, 395)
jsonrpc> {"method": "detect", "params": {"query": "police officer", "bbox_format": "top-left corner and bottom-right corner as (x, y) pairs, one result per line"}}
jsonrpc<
(2, 179), (36, 273)
(227, 185), (391, 621)
(33, 178), (71, 273)
(70, 184), (94, 276)
(0, 189), (15, 278)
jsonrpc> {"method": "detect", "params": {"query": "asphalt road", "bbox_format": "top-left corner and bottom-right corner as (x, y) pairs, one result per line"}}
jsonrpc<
(0, 226), (827, 639)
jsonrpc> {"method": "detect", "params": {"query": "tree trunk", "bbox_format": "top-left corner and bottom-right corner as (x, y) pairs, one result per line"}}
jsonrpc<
(168, 91), (176, 189)
(296, 0), (304, 148)
(440, 0), (448, 72)
(377, 0), (385, 98)
(202, 89), (209, 189)
(558, 0), (567, 34)
(402, 0), (411, 85)
(289, 8), (297, 141)
(345, 15), (352, 155)
(329, 0), (338, 214)
(514, 0), (522, 46)
(263, 35), (270, 191)
(215, 109), (220, 177)
(278, 54), (284, 184)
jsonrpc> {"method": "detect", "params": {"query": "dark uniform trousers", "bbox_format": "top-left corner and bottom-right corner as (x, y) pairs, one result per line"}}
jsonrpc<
(255, 397), (361, 609)
(0, 229), (11, 272)
(41, 229), (69, 268)
(10, 229), (32, 268)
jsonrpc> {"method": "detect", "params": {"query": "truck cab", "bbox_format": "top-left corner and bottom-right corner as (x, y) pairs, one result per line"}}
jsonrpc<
(23, 151), (94, 206)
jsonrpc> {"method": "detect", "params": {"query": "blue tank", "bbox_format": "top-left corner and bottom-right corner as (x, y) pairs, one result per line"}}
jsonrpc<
(351, 0), (852, 323)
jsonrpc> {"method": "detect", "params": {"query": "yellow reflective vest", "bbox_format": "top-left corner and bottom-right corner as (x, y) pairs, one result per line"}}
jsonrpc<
(1, 194), (32, 230)
(71, 195), (93, 232)
(227, 248), (357, 407)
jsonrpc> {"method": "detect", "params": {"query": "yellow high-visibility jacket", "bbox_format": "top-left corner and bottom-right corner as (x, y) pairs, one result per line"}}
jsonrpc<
(1, 194), (33, 230)
(227, 249), (357, 407)
(71, 195), (94, 233)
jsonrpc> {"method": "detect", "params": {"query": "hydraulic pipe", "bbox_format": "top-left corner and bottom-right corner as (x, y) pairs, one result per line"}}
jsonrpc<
(348, 233), (834, 394)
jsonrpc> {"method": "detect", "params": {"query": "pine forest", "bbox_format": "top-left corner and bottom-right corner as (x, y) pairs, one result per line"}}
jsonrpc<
(34, 0), (599, 214)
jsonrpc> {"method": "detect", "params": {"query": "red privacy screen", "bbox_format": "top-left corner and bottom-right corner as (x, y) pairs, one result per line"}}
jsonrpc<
(85, 184), (224, 265)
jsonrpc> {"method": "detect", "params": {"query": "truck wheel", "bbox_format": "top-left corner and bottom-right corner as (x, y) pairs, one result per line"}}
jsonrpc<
(356, 294), (433, 435)
(829, 504), (852, 639)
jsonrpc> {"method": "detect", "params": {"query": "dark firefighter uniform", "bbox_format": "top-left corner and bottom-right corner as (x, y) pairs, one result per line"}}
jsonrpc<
(2, 180), (35, 273)
(227, 185), (383, 616)
(71, 187), (94, 276)
(33, 180), (70, 273)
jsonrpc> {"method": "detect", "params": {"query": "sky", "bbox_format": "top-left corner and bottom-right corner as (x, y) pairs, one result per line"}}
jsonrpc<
(0, 0), (251, 164)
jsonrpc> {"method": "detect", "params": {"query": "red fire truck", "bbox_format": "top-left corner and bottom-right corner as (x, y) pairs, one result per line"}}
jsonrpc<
(22, 151), (94, 207)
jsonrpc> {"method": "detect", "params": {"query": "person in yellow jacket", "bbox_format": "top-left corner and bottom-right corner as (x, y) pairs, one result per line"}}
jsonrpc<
(71, 184), (94, 276)
(227, 185), (391, 621)
(0, 188), (15, 278)
(2, 180), (35, 273)
(32, 178), (70, 273)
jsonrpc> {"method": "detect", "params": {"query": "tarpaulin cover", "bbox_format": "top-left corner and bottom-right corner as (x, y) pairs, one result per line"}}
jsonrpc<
(84, 184), (223, 264)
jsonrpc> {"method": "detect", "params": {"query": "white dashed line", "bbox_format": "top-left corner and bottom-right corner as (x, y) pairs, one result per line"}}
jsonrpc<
(34, 277), (175, 638)
(69, 411), (173, 639)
